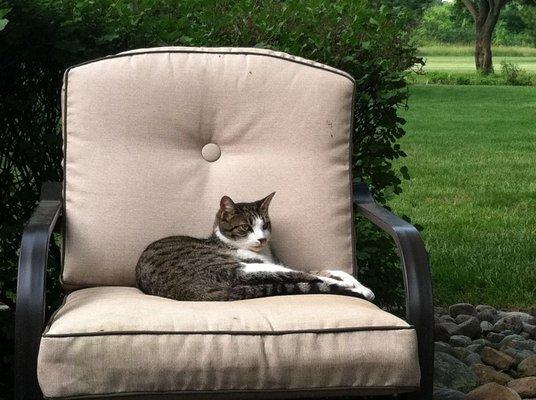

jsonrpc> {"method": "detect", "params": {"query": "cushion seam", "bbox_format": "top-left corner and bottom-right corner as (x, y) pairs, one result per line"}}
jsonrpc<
(42, 325), (415, 338)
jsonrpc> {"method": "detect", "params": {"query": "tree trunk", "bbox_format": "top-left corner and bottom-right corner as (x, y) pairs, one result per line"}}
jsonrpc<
(475, 24), (494, 74)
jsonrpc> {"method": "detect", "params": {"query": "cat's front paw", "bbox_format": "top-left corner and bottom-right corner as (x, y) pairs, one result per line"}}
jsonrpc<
(351, 286), (375, 301)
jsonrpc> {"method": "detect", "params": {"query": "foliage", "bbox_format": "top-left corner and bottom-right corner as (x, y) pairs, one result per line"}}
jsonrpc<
(520, 4), (536, 46)
(407, 68), (536, 86)
(419, 44), (536, 57)
(414, 2), (535, 46)
(0, 0), (421, 395)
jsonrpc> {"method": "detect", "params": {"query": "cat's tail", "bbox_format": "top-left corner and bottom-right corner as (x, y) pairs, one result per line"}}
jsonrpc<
(228, 280), (363, 301)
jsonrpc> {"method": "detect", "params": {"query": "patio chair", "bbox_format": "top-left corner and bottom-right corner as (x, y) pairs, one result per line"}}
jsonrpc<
(15, 47), (433, 400)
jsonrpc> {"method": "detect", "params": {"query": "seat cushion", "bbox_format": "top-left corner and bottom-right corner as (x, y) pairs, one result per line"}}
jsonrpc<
(38, 287), (420, 398)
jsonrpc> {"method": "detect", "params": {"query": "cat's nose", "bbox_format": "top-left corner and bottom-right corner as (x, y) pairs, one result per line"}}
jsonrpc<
(258, 238), (267, 245)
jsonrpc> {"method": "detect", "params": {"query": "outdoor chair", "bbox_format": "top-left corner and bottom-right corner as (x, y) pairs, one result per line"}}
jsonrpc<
(15, 47), (433, 400)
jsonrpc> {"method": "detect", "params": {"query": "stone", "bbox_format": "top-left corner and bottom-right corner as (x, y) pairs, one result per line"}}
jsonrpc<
(529, 307), (536, 318)
(488, 332), (506, 343)
(434, 388), (467, 400)
(440, 314), (456, 323)
(503, 348), (535, 364)
(458, 317), (482, 339)
(518, 355), (536, 377)
(467, 343), (485, 354)
(465, 353), (482, 366)
(495, 316), (525, 334)
(456, 314), (475, 324)
(522, 332), (532, 340)
(501, 335), (529, 348)
(471, 363), (512, 385)
(502, 339), (536, 352)
(436, 341), (455, 356)
(436, 322), (460, 342)
(476, 305), (496, 313)
(450, 303), (477, 318)
(481, 346), (517, 370)
(467, 382), (521, 400)
(480, 321), (494, 333)
(434, 352), (479, 393)
(478, 309), (499, 323)
(450, 335), (472, 348)
(508, 377), (536, 398)
(472, 338), (489, 346)
(452, 347), (472, 361)
(499, 311), (536, 325)
(523, 323), (536, 339)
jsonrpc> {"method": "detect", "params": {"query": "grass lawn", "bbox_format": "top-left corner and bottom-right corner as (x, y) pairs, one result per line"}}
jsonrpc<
(391, 85), (536, 308)
(422, 55), (536, 73)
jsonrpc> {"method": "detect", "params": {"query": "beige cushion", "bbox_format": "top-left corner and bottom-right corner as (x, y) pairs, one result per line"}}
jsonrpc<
(62, 47), (356, 289)
(38, 287), (420, 398)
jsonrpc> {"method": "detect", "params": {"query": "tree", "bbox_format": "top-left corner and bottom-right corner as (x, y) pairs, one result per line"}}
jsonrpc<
(459, 0), (535, 73)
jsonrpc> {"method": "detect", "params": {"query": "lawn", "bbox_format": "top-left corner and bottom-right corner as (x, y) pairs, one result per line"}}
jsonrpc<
(391, 85), (536, 308)
(418, 45), (536, 73)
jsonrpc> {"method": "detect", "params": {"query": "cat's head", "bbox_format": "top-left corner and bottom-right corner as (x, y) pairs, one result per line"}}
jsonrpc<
(214, 192), (275, 252)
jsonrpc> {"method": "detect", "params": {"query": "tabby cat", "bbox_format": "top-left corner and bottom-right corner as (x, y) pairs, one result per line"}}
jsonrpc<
(136, 193), (374, 301)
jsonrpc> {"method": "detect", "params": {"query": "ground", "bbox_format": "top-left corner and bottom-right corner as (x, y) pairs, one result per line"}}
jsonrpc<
(391, 84), (536, 308)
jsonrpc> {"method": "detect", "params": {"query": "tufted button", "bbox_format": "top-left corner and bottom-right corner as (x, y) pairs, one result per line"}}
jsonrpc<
(201, 143), (221, 162)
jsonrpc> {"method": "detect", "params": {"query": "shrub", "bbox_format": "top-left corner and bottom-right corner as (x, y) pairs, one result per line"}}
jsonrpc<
(501, 60), (535, 86)
(1, 0), (421, 395)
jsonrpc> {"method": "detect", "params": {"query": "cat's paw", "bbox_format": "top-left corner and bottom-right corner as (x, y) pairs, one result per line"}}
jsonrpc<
(350, 286), (375, 301)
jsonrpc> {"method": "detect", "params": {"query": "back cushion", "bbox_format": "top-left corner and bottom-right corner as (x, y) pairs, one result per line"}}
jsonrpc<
(62, 47), (355, 288)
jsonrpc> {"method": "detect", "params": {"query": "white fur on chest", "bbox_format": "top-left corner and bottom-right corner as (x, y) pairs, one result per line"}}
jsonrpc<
(234, 248), (274, 264)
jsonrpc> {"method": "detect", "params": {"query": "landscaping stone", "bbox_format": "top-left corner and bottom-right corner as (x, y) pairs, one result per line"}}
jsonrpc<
(508, 377), (536, 398)
(499, 311), (536, 325)
(450, 335), (472, 348)
(456, 314), (474, 324)
(458, 317), (482, 339)
(501, 335), (528, 348)
(467, 343), (484, 353)
(478, 309), (498, 323)
(495, 316), (525, 334)
(437, 322), (461, 342)
(465, 353), (482, 366)
(481, 346), (516, 370)
(440, 314), (456, 323)
(480, 320), (493, 333)
(518, 355), (536, 377)
(466, 382), (521, 400)
(434, 352), (479, 393)
(450, 303), (477, 318)
(476, 305), (496, 313)
(434, 388), (467, 400)
(471, 363), (512, 385)
(452, 346), (472, 361)
(487, 332), (505, 343)
(523, 323), (536, 339)
(504, 348), (535, 363)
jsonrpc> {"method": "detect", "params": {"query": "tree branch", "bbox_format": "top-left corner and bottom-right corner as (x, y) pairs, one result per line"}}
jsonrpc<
(461, 0), (478, 19)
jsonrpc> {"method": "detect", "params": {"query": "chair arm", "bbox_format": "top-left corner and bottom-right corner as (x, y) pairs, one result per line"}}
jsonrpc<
(15, 182), (62, 400)
(353, 182), (433, 397)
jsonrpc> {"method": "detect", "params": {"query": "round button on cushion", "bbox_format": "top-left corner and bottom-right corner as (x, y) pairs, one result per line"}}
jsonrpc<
(201, 143), (221, 162)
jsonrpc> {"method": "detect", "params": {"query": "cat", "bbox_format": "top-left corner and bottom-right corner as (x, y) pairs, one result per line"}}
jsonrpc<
(136, 192), (375, 302)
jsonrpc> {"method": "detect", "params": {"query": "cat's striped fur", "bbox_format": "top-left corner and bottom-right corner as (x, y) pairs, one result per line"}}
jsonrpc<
(136, 193), (374, 301)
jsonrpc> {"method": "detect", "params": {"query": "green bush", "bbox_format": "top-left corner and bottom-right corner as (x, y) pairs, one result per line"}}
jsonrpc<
(408, 69), (536, 86)
(0, 0), (421, 395)
(501, 60), (535, 86)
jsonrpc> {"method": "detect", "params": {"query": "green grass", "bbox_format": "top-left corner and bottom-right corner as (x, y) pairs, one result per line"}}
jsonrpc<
(391, 85), (536, 308)
(422, 55), (536, 73)
(419, 44), (536, 57)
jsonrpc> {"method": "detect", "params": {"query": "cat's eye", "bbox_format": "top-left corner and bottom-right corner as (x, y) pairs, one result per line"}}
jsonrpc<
(236, 225), (250, 233)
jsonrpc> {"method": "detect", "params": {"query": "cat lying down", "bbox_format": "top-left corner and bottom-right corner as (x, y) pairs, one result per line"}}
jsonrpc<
(136, 193), (375, 302)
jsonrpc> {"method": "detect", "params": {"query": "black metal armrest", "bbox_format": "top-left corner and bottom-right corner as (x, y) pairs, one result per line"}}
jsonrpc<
(15, 182), (62, 400)
(354, 182), (433, 399)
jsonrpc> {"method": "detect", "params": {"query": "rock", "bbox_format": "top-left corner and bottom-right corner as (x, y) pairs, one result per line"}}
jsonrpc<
(467, 343), (485, 354)
(488, 332), (506, 343)
(502, 339), (536, 352)
(436, 306), (449, 316)
(467, 382), (521, 400)
(481, 346), (517, 370)
(465, 353), (482, 366)
(503, 348), (535, 364)
(523, 323), (536, 339)
(481, 321), (494, 333)
(450, 335), (472, 348)
(522, 332), (532, 340)
(472, 338), (489, 346)
(478, 309), (499, 323)
(436, 341), (455, 356)
(495, 316), (525, 334)
(440, 315), (457, 323)
(501, 335), (528, 348)
(452, 346), (472, 361)
(456, 314), (475, 324)
(529, 307), (536, 318)
(437, 322), (460, 342)
(434, 388), (467, 400)
(518, 355), (536, 377)
(508, 377), (536, 398)
(476, 305), (496, 313)
(458, 317), (482, 339)
(450, 303), (477, 318)
(434, 352), (479, 393)
(471, 363), (512, 385)
(498, 311), (536, 326)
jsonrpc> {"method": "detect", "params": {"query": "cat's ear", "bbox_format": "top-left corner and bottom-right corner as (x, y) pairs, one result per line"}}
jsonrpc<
(220, 196), (236, 214)
(258, 192), (276, 214)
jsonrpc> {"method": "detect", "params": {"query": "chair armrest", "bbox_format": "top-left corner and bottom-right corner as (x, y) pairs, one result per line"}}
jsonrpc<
(353, 182), (433, 397)
(15, 182), (62, 399)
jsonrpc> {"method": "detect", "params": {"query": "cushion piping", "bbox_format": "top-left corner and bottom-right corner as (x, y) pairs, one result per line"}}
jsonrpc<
(43, 385), (420, 400)
(42, 325), (415, 338)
